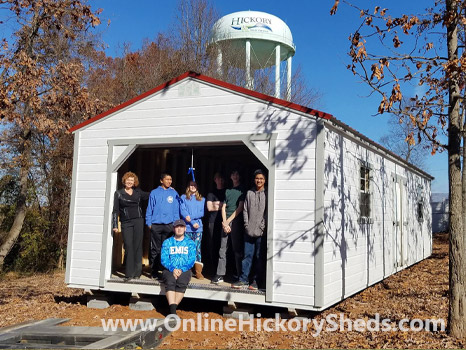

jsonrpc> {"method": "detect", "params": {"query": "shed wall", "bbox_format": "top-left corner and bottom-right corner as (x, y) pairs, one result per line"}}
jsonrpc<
(322, 125), (432, 307)
(67, 78), (319, 307)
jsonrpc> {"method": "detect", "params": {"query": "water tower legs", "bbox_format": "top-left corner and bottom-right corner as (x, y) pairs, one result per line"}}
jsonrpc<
(286, 56), (292, 101)
(217, 47), (223, 77)
(246, 40), (253, 90)
(275, 44), (280, 98)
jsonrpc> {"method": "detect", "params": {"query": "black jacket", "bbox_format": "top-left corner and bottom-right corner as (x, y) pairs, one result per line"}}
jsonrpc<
(112, 188), (150, 229)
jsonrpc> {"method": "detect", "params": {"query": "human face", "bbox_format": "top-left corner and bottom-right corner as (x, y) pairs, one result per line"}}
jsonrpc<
(124, 177), (135, 189)
(255, 174), (266, 191)
(189, 183), (197, 194)
(160, 175), (172, 189)
(214, 176), (225, 189)
(230, 171), (240, 186)
(174, 224), (185, 238)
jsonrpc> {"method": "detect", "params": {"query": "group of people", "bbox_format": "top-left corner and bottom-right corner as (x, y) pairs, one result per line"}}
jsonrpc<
(112, 169), (267, 314)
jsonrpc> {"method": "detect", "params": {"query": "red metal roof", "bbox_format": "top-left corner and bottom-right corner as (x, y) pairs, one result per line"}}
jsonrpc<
(69, 71), (332, 133)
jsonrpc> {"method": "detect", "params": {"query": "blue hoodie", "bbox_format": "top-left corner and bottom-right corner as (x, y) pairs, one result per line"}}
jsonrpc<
(180, 194), (205, 233)
(161, 236), (196, 272)
(145, 186), (180, 225)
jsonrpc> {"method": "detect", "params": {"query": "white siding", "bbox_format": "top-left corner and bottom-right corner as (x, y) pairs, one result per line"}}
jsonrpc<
(68, 78), (317, 307)
(67, 75), (432, 310)
(322, 125), (432, 306)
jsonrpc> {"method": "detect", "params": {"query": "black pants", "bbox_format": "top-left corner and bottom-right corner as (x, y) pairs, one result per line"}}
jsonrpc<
(204, 220), (221, 274)
(121, 217), (144, 278)
(150, 223), (173, 275)
(163, 269), (192, 292)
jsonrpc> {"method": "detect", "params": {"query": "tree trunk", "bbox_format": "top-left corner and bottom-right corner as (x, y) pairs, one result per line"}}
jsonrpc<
(446, 0), (466, 337)
(0, 150), (29, 270)
(57, 248), (65, 270)
(0, 127), (31, 270)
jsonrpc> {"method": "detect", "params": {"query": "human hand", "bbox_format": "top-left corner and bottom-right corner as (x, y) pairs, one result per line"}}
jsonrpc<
(173, 269), (182, 279)
(193, 223), (199, 229)
(112, 228), (118, 233)
(185, 216), (191, 222)
(222, 222), (231, 234)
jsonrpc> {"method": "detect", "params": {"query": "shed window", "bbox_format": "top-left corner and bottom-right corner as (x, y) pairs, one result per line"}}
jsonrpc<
(360, 165), (371, 219)
(417, 201), (424, 222)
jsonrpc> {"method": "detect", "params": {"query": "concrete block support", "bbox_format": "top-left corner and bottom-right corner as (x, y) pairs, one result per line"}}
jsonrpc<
(86, 290), (111, 309)
(129, 293), (155, 311)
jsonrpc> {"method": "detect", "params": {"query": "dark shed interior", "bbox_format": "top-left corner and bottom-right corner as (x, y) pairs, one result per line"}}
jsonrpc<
(112, 143), (269, 277)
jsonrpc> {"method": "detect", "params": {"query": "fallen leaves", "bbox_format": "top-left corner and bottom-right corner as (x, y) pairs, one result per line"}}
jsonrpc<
(0, 233), (461, 349)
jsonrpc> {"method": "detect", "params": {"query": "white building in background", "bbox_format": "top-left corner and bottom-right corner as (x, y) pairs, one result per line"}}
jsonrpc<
(65, 72), (432, 311)
(431, 193), (448, 233)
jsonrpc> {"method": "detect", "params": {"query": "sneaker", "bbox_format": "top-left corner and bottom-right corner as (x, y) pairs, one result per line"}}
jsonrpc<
(248, 281), (258, 290)
(211, 275), (224, 284)
(152, 272), (163, 281)
(231, 281), (248, 289)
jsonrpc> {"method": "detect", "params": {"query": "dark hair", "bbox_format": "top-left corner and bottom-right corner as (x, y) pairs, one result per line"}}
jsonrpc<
(213, 172), (224, 180)
(230, 169), (240, 176)
(254, 169), (265, 178)
(160, 172), (171, 180)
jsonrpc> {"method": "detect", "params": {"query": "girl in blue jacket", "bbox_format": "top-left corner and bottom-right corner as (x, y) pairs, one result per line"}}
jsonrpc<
(180, 181), (205, 279)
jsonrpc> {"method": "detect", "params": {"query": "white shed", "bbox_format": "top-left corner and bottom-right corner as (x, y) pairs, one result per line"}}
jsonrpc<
(65, 71), (433, 311)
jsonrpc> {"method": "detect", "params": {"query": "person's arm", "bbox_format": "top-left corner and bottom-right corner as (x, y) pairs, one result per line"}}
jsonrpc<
(112, 191), (119, 232)
(140, 188), (150, 201)
(161, 240), (173, 272)
(192, 198), (205, 229)
(206, 200), (220, 211)
(221, 202), (231, 233)
(207, 193), (222, 211)
(226, 201), (244, 224)
(182, 240), (196, 272)
(174, 192), (181, 220)
(243, 193), (249, 232)
(145, 191), (154, 228)
(179, 196), (191, 222)
(199, 198), (205, 217)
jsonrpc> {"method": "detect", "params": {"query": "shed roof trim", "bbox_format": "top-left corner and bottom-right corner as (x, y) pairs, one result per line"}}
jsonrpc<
(69, 71), (332, 133)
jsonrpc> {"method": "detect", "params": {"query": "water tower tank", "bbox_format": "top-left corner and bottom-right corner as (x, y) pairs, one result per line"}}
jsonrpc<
(209, 10), (296, 100)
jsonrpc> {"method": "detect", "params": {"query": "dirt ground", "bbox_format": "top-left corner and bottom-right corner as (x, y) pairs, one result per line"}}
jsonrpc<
(0, 233), (464, 349)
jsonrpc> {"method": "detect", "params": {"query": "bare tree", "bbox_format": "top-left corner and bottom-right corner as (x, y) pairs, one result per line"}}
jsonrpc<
(172, 0), (219, 74)
(379, 99), (432, 169)
(331, 0), (466, 337)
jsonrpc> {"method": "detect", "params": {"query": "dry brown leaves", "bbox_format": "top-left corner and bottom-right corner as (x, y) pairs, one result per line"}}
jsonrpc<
(0, 233), (464, 349)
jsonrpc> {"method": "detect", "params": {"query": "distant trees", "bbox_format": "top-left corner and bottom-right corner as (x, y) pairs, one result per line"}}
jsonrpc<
(0, 0), (321, 272)
(88, 0), (320, 109)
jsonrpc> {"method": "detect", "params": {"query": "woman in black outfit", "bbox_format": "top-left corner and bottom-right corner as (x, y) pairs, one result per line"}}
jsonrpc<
(112, 171), (149, 280)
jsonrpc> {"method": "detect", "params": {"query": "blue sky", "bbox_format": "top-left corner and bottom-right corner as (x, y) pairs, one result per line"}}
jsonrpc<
(91, 0), (448, 193)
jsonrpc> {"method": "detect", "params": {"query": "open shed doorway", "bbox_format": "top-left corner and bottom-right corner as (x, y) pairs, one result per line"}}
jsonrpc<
(111, 142), (269, 286)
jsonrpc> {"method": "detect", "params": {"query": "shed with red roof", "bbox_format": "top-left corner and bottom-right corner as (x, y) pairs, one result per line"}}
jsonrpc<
(65, 72), (432, 311)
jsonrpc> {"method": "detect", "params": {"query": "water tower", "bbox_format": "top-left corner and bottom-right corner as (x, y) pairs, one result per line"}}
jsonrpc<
(209, 10), (295, 100)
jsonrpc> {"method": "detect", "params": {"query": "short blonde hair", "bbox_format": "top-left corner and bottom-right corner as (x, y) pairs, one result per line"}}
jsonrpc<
(122, 171), (139, 187)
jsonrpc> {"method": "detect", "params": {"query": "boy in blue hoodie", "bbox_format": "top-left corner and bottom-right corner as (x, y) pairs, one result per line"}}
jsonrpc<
(146, 173), (180, 279)
(161, 219), (196, 315)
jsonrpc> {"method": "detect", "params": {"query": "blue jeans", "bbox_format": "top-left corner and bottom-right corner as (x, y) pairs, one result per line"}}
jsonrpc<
(240, 234), (263, 283)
